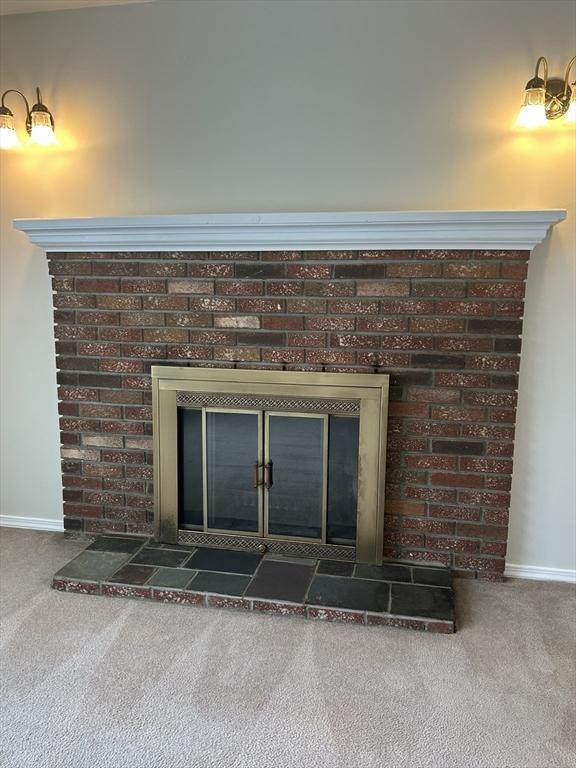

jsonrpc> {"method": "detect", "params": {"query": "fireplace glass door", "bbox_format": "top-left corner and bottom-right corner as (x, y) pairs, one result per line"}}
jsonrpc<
(204, 410), (262, 534)
(265, 413), (327, 541)
(178, 407), (359, 545)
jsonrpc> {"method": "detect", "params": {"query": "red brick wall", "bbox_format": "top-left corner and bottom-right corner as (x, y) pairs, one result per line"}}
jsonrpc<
(48, 248), (529, 580)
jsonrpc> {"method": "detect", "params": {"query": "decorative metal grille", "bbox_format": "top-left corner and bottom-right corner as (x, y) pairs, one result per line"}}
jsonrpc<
(176, 391), (360, 414)
(178, 530), (356, 561)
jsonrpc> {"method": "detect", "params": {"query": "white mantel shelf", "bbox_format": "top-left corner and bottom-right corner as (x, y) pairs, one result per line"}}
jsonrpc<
(14, 210), (566, 252)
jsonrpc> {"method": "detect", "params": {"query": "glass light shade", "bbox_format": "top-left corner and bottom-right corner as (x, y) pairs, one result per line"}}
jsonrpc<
(564, 90), (576, 124)
(29, 109), (57, 145)
(516, 87), (548, 129)
(0, 111), (21, 149)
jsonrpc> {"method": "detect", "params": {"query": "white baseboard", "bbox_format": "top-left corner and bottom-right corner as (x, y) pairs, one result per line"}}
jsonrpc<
(505, 563), (576, 584)
(0, 515), (64, 533)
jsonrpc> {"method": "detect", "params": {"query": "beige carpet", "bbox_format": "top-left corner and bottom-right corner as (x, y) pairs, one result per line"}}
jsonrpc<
(0, 529), (574, 768)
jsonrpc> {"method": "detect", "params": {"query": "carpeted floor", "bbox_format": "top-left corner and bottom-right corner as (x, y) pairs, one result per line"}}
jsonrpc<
(0, 529), (574, 768)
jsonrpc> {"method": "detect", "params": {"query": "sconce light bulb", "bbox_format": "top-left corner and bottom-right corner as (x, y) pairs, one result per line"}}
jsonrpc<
(29, 124), (57, 146)
(516, 87), (548, 129)
(29, 108), (57, 146)
(0, 110), (21, 149)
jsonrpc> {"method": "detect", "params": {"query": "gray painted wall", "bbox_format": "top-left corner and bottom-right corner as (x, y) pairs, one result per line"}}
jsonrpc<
(1, 0), (574, 574)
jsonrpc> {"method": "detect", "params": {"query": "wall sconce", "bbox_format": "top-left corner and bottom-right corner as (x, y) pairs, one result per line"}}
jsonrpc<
(0, 88), (56, 149)
(516, 56), (576, 128)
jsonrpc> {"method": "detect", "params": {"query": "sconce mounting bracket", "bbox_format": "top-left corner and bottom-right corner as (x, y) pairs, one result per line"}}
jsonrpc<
(545, 77), (572, 120)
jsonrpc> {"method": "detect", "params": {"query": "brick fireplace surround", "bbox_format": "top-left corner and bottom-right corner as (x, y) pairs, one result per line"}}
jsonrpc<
(15, 212), (565, 582)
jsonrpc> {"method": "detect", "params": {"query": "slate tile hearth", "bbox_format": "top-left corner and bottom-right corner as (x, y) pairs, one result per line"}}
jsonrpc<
(391, 583), (454, 621)
(52, 536), (455, 633)
(109, 564), (156, 585)
(131, 547), (191, 568)
(56, 550), (131, 581)
(147, 567), (196, 589)
(355, 563), (412, 583)
(316, 560), (354, 577)
(412, 567), (453, 588)
(86, 537), (144, 555)
(307, 575), (390, 613)
(245, 560), (316, 603)
(191, 571), (252, 596)
(186, 547), (262, 575)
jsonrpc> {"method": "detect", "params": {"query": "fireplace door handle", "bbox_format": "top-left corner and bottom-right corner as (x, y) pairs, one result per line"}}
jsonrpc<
(253, 462), (263, 488)
(264, 461), (273, 490)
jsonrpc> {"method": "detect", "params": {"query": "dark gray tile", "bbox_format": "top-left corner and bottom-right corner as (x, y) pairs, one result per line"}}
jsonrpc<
(86, 536), (145, 554)
(55, 551), (131, 581)
(131, 548), (191, 568)
(147, 568), (197, 589)
(245, 560), (315, 602)
(307, 575), (389, 613)
(391, 583), (454, 621)
(107, 564), (156, 585)
(156, 543), (197, 553)
(186, 547), (262, 575)
(317, 560), (354, 577)
(354, 564), (412, 582)
(264, 554), (317, 566)
(190, 571), (251, 596)
(412, 567), (452, 588)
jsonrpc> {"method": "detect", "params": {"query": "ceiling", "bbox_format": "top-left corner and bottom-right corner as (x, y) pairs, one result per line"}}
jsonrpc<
(0, 0), (153, 14)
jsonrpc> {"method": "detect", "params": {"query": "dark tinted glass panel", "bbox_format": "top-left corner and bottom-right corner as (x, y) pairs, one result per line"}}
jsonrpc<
(206, 411), (260, 533)
(327, 416), (359, 541)
(178, 408), (203, 529)
(267, 415), (324, 539)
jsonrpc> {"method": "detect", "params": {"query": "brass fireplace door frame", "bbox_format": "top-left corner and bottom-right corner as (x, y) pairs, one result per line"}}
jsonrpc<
(152, 366), (389, 565)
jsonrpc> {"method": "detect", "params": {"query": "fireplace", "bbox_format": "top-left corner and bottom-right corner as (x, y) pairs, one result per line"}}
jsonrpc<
(152, 366), (389, 563)
(13, 210), (566, 630)
(14, 210), (566, 583)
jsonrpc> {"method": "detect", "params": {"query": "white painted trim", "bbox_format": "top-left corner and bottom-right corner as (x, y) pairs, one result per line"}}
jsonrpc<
(0, 515), (64, 532)
(505, 563), (576, 584)
(13, 210), (566, 252)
